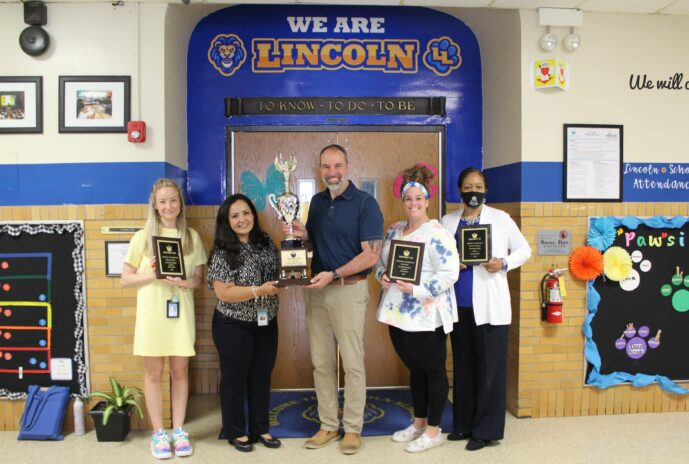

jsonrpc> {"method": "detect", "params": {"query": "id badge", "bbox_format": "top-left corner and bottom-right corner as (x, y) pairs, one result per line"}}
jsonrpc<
(167, 300), (180, 318)
(257, 309), (268, 327)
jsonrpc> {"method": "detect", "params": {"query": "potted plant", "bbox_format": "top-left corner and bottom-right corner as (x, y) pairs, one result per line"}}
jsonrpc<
(88, 376), (144, 442)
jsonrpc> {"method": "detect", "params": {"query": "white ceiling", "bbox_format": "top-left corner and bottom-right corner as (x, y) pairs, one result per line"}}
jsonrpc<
(6, 0), (689, 16)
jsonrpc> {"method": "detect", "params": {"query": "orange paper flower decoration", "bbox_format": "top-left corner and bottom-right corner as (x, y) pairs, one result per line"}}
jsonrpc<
(569, 246), (604, 281)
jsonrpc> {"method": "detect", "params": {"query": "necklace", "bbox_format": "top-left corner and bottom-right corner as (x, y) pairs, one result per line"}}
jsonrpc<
(460, 214), (481, 226)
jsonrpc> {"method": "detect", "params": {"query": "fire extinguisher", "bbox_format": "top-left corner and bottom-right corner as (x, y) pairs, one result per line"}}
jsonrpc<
(540, 268), (567, 323)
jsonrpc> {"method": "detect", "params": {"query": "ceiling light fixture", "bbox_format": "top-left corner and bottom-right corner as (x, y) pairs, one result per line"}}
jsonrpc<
(539, 26), (558, 52)
(538, 8), (583, 53)
(563, 27), (581, 52)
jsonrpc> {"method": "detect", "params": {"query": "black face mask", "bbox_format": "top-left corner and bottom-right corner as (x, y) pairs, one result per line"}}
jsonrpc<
(461, 191), (485, 208)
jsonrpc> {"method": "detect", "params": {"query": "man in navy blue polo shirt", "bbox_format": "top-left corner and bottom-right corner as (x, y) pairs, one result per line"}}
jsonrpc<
(287, 144), (383, 454)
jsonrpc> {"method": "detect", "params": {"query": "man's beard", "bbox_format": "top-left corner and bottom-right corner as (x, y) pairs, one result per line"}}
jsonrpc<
(324, 175), (346, 192)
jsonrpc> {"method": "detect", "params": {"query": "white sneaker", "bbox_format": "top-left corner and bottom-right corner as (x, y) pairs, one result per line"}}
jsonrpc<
(150, 429), (173, 460)
(392, 424), (425, 443)
(405, 430), (445, 453)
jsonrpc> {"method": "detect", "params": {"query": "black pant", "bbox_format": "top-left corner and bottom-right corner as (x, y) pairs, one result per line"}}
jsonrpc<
(389, 325), (448, 426)
(451, 306), (508, 441)
(212, 311), (278, 439)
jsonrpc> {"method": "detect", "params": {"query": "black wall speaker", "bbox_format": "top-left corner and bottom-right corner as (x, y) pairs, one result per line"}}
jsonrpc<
(24, 2), (47, 26)
(19, 26), (50, 56)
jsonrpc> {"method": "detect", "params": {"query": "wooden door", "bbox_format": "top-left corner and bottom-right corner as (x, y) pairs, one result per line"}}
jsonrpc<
(232, 131), (440, 388)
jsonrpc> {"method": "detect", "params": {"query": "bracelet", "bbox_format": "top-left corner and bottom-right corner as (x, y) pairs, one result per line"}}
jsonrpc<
(250, 285), (259, 300)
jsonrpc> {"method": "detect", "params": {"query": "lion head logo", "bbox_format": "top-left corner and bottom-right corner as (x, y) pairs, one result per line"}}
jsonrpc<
(208, 34), (246, 77)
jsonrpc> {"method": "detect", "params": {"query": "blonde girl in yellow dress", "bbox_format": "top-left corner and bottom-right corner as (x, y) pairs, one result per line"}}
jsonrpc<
(121, 179), (206, 459)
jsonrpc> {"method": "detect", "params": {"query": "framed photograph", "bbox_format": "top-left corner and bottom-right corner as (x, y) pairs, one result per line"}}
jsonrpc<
(297, 178), (316, 204)
(0, 76), (42, 133)
(105, 240), (129, 277)
(360, 178), (378, 200)
(59, 76), (130, 133)
(564, 124), (623, 202)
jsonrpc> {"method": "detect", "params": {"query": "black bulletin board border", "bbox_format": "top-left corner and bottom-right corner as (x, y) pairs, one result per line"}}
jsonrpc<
(0, 222), (88, 399)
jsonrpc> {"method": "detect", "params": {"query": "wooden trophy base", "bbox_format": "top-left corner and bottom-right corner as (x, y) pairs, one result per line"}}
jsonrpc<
(278, 238), (310, 287)
(275, 276), (312, 288)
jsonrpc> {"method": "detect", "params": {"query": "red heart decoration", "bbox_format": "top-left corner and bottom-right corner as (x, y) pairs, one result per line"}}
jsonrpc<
(662, 232), (668, 238)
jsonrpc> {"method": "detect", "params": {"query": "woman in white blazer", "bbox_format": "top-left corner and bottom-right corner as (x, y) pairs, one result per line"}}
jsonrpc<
(440, 167), (531, 451)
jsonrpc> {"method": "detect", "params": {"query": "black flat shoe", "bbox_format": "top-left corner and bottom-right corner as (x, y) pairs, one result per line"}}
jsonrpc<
(466, 437), (490, 451)
(447, 431), (471, 441)
(256, 435), (282, 448)
(229, 438), (254, 452)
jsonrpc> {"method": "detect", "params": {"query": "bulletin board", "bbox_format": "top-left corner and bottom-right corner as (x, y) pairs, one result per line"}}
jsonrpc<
(584, 216), (689, 393)
(0, 222), (88, 398)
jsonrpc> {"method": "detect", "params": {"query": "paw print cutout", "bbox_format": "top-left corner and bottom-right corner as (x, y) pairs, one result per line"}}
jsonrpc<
(423, 37), (462, 76)
(620, 250), (652, 292)
(614, 323), (661, 360)
(660, 266), (689, 312)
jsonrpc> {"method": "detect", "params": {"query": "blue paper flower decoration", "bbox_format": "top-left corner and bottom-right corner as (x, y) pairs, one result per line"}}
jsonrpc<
(587, 217), (616, 251)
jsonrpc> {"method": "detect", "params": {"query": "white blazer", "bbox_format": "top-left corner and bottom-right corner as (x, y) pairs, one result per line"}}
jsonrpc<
(441, 205), (532, 326)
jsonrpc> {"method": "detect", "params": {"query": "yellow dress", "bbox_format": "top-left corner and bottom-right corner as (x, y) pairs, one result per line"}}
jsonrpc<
(125, 227), (207, 356)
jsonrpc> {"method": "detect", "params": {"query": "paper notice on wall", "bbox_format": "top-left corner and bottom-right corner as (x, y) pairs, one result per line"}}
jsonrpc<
(50, 358), (73, 381)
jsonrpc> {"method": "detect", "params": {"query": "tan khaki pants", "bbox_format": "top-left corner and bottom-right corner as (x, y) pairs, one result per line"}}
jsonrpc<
(304, 280), (369, 433)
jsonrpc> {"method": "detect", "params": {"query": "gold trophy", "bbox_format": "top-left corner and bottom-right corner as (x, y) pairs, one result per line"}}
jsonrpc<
(268, 154), (310, 287)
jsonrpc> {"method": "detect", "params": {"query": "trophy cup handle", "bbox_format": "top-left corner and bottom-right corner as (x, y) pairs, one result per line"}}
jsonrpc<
(268, 193), (280, 216)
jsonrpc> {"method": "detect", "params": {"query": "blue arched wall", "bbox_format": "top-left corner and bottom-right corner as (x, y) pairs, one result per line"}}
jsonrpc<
(187, 4), (482, 205)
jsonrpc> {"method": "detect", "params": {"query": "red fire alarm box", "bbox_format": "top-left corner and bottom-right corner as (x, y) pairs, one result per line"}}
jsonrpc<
(127, 121), (146, 143)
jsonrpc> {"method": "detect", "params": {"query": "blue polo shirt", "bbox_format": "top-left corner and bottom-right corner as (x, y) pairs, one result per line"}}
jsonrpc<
(306, 181), (384, 275)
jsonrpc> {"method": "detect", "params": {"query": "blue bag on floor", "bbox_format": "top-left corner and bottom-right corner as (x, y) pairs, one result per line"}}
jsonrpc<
(18, 385), (71, 440)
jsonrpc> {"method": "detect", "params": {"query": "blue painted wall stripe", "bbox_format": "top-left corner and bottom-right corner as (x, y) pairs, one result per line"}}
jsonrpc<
(0, 162), (187, 206)
(2, 161), (688, 206)
(485, 162), (689, 203)
(483, 162), (522, 204)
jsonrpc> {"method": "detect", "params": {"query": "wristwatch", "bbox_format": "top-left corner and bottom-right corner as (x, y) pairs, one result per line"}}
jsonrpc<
(331, 269), (341, 280)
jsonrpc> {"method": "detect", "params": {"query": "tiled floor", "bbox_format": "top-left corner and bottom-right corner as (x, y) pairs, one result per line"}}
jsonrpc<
(5, 394), (689, 463)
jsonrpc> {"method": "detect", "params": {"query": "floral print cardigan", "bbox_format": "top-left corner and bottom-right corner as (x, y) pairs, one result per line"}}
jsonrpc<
(375, 219), (460, 334)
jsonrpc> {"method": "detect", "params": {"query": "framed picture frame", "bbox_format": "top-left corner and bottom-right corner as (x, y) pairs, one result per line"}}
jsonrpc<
(563, 124), (623, 202)
(59, 76), (130, 133)
(297, 178), (316, 204)
(105, 240), (130, 277)
(360, 177), (379, 200)
(0, 76), (43, 133)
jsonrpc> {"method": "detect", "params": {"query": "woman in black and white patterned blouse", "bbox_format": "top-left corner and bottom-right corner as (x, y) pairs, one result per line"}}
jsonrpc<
(207, 193), (283, 452)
